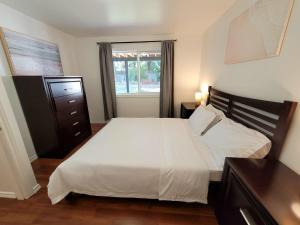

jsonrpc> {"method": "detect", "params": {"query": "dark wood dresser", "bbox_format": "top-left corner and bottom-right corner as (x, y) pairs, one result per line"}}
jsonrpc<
(13, 76), (91, 158)
(216, 158), (300, 225)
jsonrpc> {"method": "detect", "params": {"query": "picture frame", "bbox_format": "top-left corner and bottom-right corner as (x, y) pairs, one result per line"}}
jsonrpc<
(0, 27), (64, 76)
(225, 0), (295, 64)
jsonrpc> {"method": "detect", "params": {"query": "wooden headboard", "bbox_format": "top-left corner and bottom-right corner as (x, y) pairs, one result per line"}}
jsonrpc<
(207, 87), (297, 160)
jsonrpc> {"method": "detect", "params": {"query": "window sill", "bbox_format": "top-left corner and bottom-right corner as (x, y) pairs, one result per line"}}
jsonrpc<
(116, 94), (160, 98)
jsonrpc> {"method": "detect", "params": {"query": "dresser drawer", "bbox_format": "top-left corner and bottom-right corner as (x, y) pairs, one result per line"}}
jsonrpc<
(56, 110), (88, 131)
(49, 81), (82, 98)
(59, 118), (89, 137)
(220, 171), (274, 225)
(58, 114), (91, 152)
(54, 93), (84, 112)
(58, 112), (88, 130)
(67, 125), (89, 140)
(60, 126), (91, 150)
(56, 101), (84, 119)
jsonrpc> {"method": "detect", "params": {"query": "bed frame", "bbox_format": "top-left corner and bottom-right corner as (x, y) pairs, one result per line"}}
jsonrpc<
(207, 86), (297, 160)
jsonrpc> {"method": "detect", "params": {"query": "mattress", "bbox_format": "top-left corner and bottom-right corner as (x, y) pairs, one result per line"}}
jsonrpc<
(48, 118), (223, 204)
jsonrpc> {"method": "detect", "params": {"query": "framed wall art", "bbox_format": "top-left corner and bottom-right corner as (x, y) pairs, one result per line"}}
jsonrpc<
(0, 27), (64, 76)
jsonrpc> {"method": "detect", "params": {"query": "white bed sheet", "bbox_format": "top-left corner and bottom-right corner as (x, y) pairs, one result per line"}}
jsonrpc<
(183, 120), (224, 182)
(48, 118), (220, 204)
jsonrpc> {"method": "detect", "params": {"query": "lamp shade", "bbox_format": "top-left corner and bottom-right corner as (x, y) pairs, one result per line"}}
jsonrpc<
(201, 84), (209, 94)
(200, 84), (209, 105)
(195, 92), (202, 103)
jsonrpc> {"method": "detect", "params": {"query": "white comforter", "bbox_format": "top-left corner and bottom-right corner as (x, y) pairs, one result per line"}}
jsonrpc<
(48, 118), (210, 204)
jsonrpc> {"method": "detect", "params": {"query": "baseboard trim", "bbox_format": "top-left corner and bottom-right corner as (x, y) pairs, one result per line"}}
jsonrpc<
(18, 184), (41, 200)
(0, 191), (16, 199)
(29, 153), (38, 162)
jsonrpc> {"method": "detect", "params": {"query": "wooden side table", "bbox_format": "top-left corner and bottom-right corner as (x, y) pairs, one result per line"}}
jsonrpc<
(216, 158), (300, 225)
(180, 102), (198, 119)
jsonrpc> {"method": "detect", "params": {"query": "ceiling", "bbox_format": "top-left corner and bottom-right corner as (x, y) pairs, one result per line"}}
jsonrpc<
(0, 0), (236, 37)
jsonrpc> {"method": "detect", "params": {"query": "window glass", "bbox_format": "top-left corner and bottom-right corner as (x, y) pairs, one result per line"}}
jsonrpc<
(128, 61), (138, 93)
(113, 61), (127, 94)
(112, 50), (161, 95)
(140, 60), (160, 93)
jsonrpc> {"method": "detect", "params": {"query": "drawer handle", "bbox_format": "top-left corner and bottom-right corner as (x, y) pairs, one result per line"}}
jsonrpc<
(68, 99), (76, 104)
(70, 111), (77, 115)
(74, 131), (81, 137)
(73, 121), (80, 126)
(240, 208), (257, 225)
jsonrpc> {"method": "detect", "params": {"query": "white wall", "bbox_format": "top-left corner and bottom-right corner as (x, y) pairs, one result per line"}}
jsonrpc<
(0, 3), (79, 75)
(0, 3), (80, 160)
(76, 33), (203, 122)
(117, 96), (160, 118)
(200, 0), (300, 174)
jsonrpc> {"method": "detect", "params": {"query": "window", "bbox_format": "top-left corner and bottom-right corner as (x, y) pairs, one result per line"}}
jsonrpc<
(113, 50), (161, 95)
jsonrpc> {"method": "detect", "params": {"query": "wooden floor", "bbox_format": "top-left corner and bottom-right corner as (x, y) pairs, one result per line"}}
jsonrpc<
(0, 124), (218, 225)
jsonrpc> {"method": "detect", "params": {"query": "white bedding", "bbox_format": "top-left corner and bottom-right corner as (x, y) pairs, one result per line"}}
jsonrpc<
(48, 118), (217, 204)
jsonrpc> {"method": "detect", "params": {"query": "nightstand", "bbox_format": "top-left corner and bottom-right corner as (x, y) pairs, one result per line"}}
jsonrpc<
(180, 102), (199, 119)
(216, 158), (300, 225)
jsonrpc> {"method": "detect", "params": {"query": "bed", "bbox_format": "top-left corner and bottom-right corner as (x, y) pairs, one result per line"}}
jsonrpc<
(47, 87), (297, 205)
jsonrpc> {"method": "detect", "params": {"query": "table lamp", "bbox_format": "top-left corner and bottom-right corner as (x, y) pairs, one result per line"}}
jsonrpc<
(195, 91), (202, 106)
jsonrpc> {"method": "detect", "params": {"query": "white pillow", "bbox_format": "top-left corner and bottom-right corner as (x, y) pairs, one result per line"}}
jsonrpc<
(206, 104), (226, 121)
(188, 105), (216, 136)
(201, 118), (271, 161)
(202, 104), (226, 134)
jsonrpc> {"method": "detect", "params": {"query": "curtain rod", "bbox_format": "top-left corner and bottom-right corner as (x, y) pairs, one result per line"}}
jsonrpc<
(97, 40), (177, 45)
